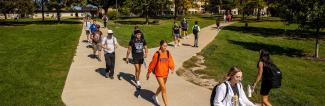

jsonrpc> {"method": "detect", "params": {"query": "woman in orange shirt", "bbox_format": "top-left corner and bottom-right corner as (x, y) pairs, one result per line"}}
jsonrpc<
(147, 40), (175, 106)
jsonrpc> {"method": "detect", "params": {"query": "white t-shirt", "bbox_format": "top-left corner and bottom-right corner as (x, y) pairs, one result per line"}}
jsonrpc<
(102, 36), (117, 53)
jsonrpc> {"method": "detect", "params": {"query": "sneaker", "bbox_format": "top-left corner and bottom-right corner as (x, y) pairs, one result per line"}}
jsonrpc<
(105, 73), (109, 78)
(136, 81), (141, 89)
(152, 95), (159, 105)
(109, 76), (114, 79)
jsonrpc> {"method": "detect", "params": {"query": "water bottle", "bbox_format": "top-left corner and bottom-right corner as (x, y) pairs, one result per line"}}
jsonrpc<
(247, 84), (252, 97)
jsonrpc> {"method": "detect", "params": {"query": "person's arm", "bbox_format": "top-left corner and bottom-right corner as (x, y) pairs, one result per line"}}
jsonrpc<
(213, 84), (227, 106)
(147, 53), (159, 74)
(114, 37), (118, 49)
(168, 52), (175, 73)
(239, 83), (256, 106)
(125, 41), (132, 63)
(143, 40), (148, 58)
(144, 45), (148, 58)
(198, 26), (201, 32)
(253, 62), (264, 89)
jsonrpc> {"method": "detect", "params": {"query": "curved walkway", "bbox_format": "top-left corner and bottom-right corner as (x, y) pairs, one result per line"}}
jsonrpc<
(62, 22), (233, 106)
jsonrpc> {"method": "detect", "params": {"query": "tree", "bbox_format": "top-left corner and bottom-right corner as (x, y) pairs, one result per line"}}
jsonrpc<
(0, 0), (15, 19)
(0, 0), (34, 19)
(251, 0), (266, 20)
(48, 0), (66, 23)
(279, 0), (325, 58)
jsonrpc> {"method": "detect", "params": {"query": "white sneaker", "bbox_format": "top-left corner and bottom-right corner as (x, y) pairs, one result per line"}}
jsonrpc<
(136, 81), (141, 88)
(152, 95), (159, 105)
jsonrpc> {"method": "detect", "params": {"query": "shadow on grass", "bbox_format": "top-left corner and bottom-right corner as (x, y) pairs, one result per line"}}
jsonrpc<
(0, 20), (81, 26)
(223, 26), (325, 39)
(228, 40), (305, 57)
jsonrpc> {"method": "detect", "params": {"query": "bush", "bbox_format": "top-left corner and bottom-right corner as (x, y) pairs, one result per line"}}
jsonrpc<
(107, 11), (117, 20)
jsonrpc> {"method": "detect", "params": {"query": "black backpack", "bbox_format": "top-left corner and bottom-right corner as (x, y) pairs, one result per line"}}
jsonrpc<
(210, 82), (228, 106)
(193, 25), (199, 34)
(152, 50), (170, 74)
(264, 63), (282, 88)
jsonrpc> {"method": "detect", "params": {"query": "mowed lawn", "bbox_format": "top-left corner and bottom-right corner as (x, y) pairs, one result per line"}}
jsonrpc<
(105, 16), (216, 48)
(199, 22), (325, 105)
(0, 20), (82, 105)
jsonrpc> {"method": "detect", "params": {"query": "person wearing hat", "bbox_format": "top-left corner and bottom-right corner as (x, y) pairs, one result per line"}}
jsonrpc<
(101, 29), (118, 79)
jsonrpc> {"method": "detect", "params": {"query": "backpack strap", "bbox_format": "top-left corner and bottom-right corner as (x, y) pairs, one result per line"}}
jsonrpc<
(152, 51), (160, 74)
(222, 82), (229, 102)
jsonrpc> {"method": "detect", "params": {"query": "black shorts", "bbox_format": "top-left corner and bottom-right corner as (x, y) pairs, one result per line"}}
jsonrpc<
(132, 58), (144, 64)
(182, 28), (188, 31)
(260, 80), (272, 95)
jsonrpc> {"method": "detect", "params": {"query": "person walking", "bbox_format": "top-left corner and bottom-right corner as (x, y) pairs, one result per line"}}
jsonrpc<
(89, 20), (98, 44)
(252, 49), (282, 106)
(125, 30), (148, 89)
(180, 18), (189, 39)
(102, 15), (108, 28)
(84, 17), (91, 42)
(172, 23), (181, 47)
(212, 66), (256, 106)
(130, 26), (145, 40)
(101, 30), (118, 79)
(192, 21), (201, 47)
(90, 25), (103, 61)
(147, 40), (175, 106)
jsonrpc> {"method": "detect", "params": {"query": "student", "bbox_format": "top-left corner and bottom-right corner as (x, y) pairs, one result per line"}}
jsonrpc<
(125, 30), (148, 89)
(212, 67), (256, 106)
(101, 30), (118, 79)
(84, 17), (91, 42)
(180, 18), (189, 39)
(172, 23), (181, 47)
(130, 26), (144, 40)
(89, 20), (98, 44)
(91, 25), (102, 61)
(147, 40), (175, 106)
(253, 49), (282, 106)
(192, 21), (200, 47)
(102, 15), (108, 28)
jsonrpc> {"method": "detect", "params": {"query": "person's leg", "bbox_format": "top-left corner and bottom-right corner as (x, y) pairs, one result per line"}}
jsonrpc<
(262, 96), (272, 106)
(104, 53), (111, 77)
(194, 33), (198, 47)
(156, 77), (168, 106)
(109, 53), (116, 77)
(174, 36), (178, 47)
(134, 64), (140, 81)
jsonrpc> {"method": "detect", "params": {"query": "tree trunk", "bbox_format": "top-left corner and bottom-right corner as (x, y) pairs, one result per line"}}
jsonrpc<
(257, 8), (261, 21)
(315, 26), (320, 58)
(57, 7), (61, 23)
(41, 0), (44, 21)
(174, 0), (178, 21)
(4, 13), (7, 19)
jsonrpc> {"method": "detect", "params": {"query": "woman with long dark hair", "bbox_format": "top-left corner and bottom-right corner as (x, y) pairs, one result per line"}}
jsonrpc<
(253, 49), (273, 106)
(147, 40), (175, 106)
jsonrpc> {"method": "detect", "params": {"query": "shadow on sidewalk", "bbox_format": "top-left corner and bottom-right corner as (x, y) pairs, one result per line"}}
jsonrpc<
(95, 68), (107, 77)
(134, 89), (159, 106)
(117, 72), (136, 87)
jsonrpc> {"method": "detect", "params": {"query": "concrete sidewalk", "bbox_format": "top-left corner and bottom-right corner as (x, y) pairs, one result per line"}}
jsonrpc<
(62, 22), (233, 106)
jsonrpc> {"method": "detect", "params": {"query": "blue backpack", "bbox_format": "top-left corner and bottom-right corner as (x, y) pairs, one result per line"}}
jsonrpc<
(90, 24), (97, 33)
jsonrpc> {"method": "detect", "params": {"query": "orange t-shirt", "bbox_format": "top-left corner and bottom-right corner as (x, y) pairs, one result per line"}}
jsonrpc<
(148, 50), (175, 77)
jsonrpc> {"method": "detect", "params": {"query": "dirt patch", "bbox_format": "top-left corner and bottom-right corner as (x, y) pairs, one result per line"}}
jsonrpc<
(177, 54), (220, 90)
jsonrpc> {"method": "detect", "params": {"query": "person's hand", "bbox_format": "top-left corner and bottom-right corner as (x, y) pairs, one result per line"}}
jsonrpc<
(252, 83), (257, 92)
(124, 58), (129, 64)
(106, 47), (111, 51)
(144, 53), (147, 58)
(146, 73), (150, 80)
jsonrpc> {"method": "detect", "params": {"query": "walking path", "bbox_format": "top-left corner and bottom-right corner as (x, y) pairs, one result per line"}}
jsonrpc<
(62, 22), (233, 106)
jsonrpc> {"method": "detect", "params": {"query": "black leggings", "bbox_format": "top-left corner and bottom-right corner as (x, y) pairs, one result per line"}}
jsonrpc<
(194, 33), (199, 46)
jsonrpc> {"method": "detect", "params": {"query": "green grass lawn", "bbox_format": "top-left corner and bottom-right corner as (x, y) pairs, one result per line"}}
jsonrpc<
(199, 21), (325, 105)
(0, 20), (82, 105)
(101, 16), (216, 48)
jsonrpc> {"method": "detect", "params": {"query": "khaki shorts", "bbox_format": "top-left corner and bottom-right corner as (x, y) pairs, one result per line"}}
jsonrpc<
(92, 43), (102, 51)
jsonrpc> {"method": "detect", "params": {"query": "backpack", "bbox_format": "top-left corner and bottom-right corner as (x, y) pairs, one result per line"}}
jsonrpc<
(193, 25), (199, 34)
(264, 63), (282, 88)
(181, 21), (188, 29)
(210, 82), (228, 106)
(152, 50), (170, 75)
(210, 82), (242, 106)
(93, 32), (101, 43)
